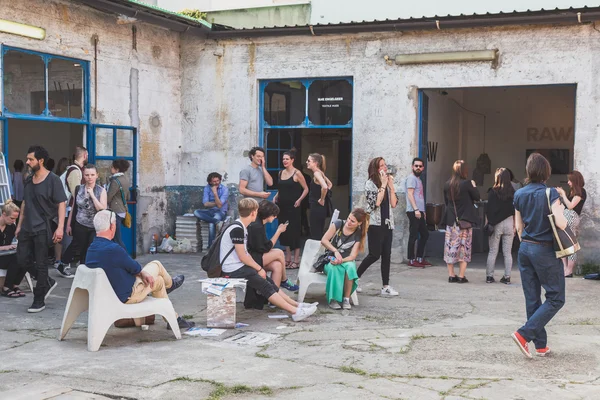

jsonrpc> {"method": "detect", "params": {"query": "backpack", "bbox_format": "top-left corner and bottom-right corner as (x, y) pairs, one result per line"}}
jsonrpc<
(201, 221), (244, 278)
(59, 165), (80, 204)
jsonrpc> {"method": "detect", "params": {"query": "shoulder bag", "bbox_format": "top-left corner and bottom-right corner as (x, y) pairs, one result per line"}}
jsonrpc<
(313, 221), (351, 272)
(114, 178), (132, 228)
(451, 193), (472, 230)
(546, 188), (580, 258)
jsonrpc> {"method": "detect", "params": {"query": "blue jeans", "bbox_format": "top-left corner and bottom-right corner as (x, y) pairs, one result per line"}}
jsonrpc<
(114, 215), (126, 250)
(194, 209), (225, 246)
(517, 241), (565, 349)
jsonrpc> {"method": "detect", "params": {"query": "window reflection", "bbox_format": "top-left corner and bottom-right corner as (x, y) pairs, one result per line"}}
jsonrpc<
(264, 81), (306, 126)
(308, 80), (353, 125)
(3, 50), (46, 115)
(48, 58), (84, 119)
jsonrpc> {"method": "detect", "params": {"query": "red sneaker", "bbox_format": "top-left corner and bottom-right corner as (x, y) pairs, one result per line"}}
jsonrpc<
(536, 347), (551, 357)
(408, 260), (425, 268)
(418, 259), (433, 266)
(511, 331), (532, 359)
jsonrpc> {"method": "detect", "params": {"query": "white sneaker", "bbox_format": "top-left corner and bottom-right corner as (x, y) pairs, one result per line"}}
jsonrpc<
(292, 305), (316, 322)
(342, 298), (351, 310)
(299, 302), (319, 308)
(329, 300), (342, 310)
(356, 285), (363, 293)
(381, 286), (399, 296)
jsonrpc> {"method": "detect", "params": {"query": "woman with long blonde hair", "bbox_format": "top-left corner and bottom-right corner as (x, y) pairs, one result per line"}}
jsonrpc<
(0, 200), (23, 298)
(320, 208), (369, 310)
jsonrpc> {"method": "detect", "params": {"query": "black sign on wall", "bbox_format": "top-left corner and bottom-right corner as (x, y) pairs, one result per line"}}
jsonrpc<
(308, 80), (353, 126)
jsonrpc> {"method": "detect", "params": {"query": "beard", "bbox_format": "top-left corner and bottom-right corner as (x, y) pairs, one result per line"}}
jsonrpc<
(31, 164), (41, 172)
(413, 170), (422, 177)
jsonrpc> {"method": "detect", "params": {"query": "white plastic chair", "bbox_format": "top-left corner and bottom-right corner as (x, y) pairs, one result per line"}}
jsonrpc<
(296, 239), (359, 306)
(59, 265), (181, 351)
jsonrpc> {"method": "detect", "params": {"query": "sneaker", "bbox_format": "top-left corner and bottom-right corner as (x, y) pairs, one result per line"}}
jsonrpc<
(511, 331), (533, 359)
(342, 298), (351, 310)
(418, 258), (433, 266)
(536, 347), (551, 357)
(500, 276), (511, 284)
(355, 285), (363, 293)
(486, 276), (495, 284)
(167, 316), (196, 331)
(45, 277), (58, 300)
(329, 300), (342, 310)
(408, 260), (425, 268)
(381, 286), (399, 296)
(292, 304), (317, 322)
(280, 279), (299, 292)
(28, 298), (46, 313)
(457, 276), (469, 283)
(57, 263), (74, 279)
(166, 275), (185, 294)
(448, 276), (459, 283)
(299, 302), (319, 308)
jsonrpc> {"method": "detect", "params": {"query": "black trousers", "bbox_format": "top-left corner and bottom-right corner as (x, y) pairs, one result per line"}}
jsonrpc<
(223, 266), (279, 299)
(406, 212), (430, 259)
(2, 254), (25, 289)
(71, 221), (96, 265)
(309, 203), (328, 240)
(357, 225), (393, 286)
(17, 229), (51, 299)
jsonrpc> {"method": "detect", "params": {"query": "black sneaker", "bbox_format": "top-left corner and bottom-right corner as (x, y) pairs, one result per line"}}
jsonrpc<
(167, 316), (195, 331)
(45, 277), (58, 300)
(28, 298), (46, 313)
(448, 276), (459, 283)
(486, 276), (495, 283)
(57, 263), (75, 279)
(166, 275), (185, 294)
(500, 276), (511, 284)
(457, 276), (469, 283)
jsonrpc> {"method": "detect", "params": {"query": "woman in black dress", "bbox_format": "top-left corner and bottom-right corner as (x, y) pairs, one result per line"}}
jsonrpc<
(306, 153), (333, 241)
(0, 200), (23, 298)
(274, 150), (308, 269)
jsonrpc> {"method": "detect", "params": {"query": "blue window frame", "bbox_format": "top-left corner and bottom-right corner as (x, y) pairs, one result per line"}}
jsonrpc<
(1, 45), (90, 123)
(259, 77), (353, 189)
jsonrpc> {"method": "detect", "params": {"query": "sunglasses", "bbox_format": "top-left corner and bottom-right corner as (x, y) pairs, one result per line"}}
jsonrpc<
(414, 165), (424, 169)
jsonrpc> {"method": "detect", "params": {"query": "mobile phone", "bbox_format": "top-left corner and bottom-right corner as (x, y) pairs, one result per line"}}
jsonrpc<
(284, 221), (289, 225)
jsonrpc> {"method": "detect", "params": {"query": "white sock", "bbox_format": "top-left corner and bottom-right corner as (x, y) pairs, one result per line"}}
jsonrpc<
(343, 297), (350, 302)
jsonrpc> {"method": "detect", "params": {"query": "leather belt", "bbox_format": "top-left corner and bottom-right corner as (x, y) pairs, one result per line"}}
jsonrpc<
(522, 239), (553, 247)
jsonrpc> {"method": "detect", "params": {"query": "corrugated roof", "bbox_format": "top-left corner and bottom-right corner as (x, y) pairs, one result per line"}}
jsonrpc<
(124, 0), (212, 28)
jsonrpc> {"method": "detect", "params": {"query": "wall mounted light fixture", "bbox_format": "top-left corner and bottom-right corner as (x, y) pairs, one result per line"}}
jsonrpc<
(0, 18), (46, 40)
(389, 49), (498, 67)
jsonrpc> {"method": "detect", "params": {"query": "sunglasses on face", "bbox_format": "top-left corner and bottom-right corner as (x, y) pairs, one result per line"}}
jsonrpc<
(414, 165), (424, 169)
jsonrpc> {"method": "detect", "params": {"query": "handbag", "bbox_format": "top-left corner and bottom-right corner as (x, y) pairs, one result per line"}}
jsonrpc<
(452, 195), (472, 229)
(114, 178), (132, 228)
(546, 188), (580, 258)
(484, 223), (494, 236)
(312, 221), (351, 272)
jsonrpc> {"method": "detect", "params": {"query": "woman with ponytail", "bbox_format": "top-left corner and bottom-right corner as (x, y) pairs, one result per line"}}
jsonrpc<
(306, 153), (333, 240)
(320, 208), (368, 310)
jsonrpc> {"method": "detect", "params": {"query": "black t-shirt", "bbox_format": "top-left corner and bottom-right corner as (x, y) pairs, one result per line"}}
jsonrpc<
(570, 188), (587, 215)
(380, 189), (390, 222)
(0, 223), (16, 246)
(22, 172), (67, 233)
(247, 219), (273, 267)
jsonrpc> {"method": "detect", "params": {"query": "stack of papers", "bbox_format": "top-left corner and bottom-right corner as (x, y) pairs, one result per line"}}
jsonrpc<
(184, 327), (226, 337)
(203, 280), (230, 296)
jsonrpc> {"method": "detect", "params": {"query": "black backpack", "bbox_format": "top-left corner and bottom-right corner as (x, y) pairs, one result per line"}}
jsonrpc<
(201, 221), (243, 278)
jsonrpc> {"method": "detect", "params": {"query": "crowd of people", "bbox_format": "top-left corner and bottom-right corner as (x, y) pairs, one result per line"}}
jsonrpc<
(0, 142), (588, 355)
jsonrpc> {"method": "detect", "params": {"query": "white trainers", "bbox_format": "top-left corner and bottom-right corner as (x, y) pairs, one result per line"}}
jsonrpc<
(292, 305), (317, 322)
(381, 286), (399, 296)
(342, 298), (351, 310)
(299, 302), (319, 308)
(356, 285), (363, 293)
(329, 300), (342, 310)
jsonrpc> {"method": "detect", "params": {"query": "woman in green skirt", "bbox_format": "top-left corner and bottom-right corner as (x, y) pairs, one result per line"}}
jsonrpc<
(321, 208), (369, 310)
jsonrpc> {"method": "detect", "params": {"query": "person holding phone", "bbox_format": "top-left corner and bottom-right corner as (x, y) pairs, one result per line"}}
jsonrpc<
(247, 201), (299, 291)
(404, 157), (430, 268)
(306, 153), (333, 240)
(357, 157), (399, 296)
(239, 147), (273, 202)
(274, 149), (308, 269)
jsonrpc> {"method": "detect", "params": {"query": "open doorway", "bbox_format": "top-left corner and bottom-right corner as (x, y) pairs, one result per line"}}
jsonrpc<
(7, 119), (85, 173)
(420, 85), (576, 255)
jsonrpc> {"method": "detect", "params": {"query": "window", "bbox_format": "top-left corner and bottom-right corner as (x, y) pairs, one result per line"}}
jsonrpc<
(2, 47), (87, 121)
(263, 81), (306, 126)
(308, 79), (353, 125)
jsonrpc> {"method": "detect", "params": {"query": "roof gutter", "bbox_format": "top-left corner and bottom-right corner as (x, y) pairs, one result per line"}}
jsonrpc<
(76, 0), (211, 37)
(208, 9), (600, 38)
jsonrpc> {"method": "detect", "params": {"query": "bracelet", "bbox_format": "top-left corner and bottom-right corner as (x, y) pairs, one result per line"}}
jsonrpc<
(378, 188), (385, 192)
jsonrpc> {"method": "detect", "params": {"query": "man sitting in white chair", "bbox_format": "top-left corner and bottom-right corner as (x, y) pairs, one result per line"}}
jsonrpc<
(85, 210), (194, 330)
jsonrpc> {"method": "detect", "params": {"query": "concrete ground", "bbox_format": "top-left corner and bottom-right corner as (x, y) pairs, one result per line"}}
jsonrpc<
(1, 253), (599, 400)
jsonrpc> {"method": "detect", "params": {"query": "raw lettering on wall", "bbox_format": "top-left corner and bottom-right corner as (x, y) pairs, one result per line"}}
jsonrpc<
(527, 127), (573, 142)
(428, 141), (438, 162)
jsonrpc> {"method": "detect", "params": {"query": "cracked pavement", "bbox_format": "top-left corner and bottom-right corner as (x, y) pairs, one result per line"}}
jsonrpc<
(1, 253), (599, 399)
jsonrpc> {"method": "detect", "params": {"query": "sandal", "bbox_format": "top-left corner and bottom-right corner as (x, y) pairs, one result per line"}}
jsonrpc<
(285, 260), (292, 268)
(12, 288), (26, 297)
(1, 288), (21, 298)
(287, 261), (299, 269)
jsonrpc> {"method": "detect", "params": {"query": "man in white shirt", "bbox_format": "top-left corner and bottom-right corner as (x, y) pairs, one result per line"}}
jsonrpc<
(220, 198), (317, 322)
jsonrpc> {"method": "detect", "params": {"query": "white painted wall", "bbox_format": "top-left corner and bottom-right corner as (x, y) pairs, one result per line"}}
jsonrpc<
(180, 23), (600, 261)
(0, 0), (184, 252)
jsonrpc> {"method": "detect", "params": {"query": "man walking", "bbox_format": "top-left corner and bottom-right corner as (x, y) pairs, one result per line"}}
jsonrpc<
(239, 147), (272, 202)
(404, 157), (431, 267)
(194, 172), (230, 247)
(17, 145), (67, 313)
(56, 145), (87, 278)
